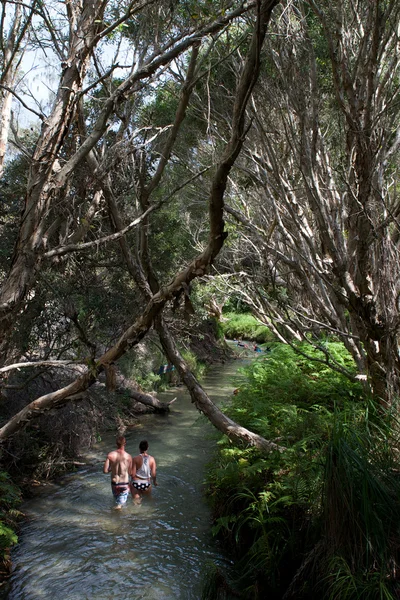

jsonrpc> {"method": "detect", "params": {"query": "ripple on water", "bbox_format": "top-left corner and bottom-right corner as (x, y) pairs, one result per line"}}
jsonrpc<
(8, 360), (247, 599)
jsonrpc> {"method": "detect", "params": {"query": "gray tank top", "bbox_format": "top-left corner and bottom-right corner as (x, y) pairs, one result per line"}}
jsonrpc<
(136, 454), (151, 479)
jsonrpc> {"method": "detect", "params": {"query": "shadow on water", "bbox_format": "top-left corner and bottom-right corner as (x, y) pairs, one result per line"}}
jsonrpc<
(6, 357), (253, 600)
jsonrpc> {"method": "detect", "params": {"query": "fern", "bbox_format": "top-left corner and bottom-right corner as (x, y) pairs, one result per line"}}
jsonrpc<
(0, 470), (22, 560)
(205, 339), (400, 598)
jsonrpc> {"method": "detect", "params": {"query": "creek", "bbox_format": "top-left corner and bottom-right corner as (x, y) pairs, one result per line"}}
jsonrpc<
(6, 357), (250, 600)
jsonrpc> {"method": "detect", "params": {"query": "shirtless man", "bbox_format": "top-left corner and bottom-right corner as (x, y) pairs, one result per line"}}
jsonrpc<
(103, 435), (132, 509)
(130, 440), (157, 503)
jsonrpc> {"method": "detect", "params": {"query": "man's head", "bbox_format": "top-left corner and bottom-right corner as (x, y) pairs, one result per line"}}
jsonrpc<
(116, 435), (126, 449)
(139, 440), (149, 453)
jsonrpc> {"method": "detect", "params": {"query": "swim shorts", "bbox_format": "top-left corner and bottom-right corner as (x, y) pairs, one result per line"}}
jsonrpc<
(111, 481), (130, 505)
(130, 480), (151, 491)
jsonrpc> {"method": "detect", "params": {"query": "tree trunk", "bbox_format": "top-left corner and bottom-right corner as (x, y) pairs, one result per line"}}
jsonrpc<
(0, 0), (282, 445)
(0, 1), (25, 178)
(0, 1), (259, 361)
(0, 0), (105, 359)
(156, 318), (283, 453)
(117, 388), (174, 413)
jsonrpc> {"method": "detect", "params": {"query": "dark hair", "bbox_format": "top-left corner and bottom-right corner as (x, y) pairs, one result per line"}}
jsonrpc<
(139, 440), (149, 452)
(116, 435), (126, 448)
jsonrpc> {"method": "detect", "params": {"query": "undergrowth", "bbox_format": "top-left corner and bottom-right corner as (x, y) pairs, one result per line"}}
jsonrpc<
(220, 313), (274, 344)
(203, 340), (400, 599)
(0, 470), (22, 578)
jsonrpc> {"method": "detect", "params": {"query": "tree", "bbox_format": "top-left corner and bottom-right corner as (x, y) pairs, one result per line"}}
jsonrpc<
(219, 0), (400, 406)
(0, 0), (282, 449)
(0, 0), (257, 354)
(0, 0), (37, 178)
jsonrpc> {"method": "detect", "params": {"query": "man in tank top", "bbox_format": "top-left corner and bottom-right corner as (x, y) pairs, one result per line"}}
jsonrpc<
(130, 440), (157, 502)
(103, 435), (132, 509)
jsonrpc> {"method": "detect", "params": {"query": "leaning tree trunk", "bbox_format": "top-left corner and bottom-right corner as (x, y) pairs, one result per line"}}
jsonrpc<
(0, 0), (282, 448)
(0, 0), (260, 363)
(156, 317), (283, 453)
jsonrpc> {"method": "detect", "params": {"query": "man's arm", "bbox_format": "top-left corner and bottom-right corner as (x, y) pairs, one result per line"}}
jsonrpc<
(103, 456), (110, 474)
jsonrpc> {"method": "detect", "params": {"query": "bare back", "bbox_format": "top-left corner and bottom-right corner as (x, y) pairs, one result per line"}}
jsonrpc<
(103, 448), (132, 484)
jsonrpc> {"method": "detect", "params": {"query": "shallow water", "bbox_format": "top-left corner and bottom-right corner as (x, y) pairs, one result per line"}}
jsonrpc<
(7, 358), (250, 600)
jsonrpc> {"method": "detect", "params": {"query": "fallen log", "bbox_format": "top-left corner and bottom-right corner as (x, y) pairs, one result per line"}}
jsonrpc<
(118, 388), (175, 413)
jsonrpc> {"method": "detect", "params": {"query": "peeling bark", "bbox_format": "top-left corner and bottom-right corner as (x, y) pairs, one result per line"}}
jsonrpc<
(0, 0), (106, 357)
(223, 0), (400, 405)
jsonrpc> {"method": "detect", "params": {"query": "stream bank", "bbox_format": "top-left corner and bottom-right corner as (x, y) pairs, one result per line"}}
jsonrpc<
(5, 358), (249, 600)
(0, 325), (233, 589)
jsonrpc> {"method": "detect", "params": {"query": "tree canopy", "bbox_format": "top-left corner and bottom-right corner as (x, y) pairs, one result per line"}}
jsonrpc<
(0, 0), (400, 444)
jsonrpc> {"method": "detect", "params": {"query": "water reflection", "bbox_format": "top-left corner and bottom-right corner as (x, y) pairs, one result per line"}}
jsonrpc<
(8, 359), (250, 600)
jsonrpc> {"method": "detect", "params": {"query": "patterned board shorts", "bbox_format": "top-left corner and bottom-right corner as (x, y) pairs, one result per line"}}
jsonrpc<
(111, 482), (130, 505)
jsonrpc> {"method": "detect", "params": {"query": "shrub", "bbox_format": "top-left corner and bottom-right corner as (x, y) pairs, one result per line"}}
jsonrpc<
(220, 313), (274, 343)
(181, 349), (206, 379)
(0, 470), (22, 575)
(204, 340), (400, 599)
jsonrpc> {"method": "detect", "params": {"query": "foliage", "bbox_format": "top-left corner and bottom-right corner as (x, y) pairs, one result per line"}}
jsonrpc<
(223, 294), (253, 315)
(0, 148), (32, 275)
(316, 413), (400, 600)
(150, 202), (200, 284)
(0, 470), (22, 565)
(117, 336), (209, 393)
(215, 0), (400, 406)
(181, 348), (206, 380)
(118, 344), (163, 392)
(204, 341), (400, 598)
(220, 313), (274, 343)
(230, 341), (363, 433)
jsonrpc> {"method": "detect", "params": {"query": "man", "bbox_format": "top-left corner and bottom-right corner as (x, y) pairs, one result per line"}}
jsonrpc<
(103, 435), (132, 509)
(130, 440), (157, 502)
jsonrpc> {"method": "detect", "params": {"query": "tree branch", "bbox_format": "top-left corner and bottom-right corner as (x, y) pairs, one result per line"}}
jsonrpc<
(0, 83), (44, 120)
